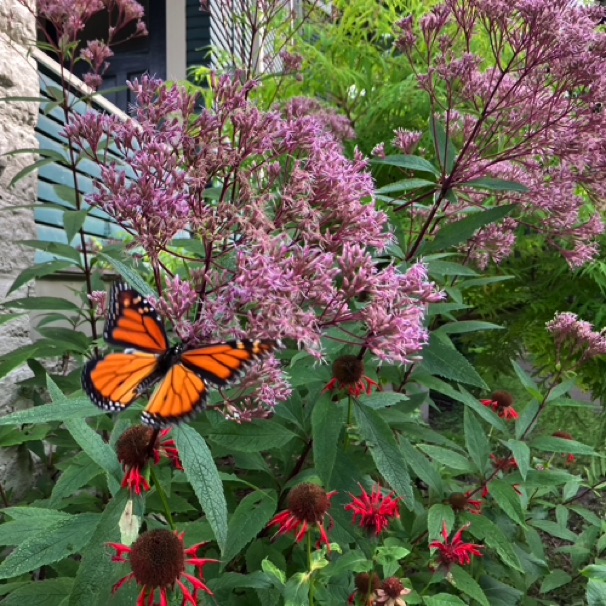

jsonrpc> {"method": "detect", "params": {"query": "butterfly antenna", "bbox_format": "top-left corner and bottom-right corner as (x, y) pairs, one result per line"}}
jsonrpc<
(146, 428), (161, 458)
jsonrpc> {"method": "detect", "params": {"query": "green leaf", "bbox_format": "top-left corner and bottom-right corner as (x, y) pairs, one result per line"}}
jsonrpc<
(0, 396), (105, 425)
(2, 578), (74, 606)
(284, 572), (309, 606)
(64, 419), (121, 494)
(51, 183), (78, 207)
(540, 569), (572, 593)
(461, 177), (529, 193)
(420, 334), (488, 389)
(223, 491), (277, 566)
(67, 492), (129, 606)
(358, 391), (407, 409)
(427, 504), (454, 542)
(427, 260), (479, 277)
(530, 436), (597, 456)
(377, 178), (436, 195)
(510, 359), (540, 397)
(456, 386), (507, 432)
(3, 297), (80, 311)
(505, 440), (530, 480)
(18, 240), (82, 264)
(587, 579), (606, 606)
(529, 520), (576, 542)
(429, 115), (457, 173)
(50, 455), (102, 507)
(312, 395), (345, 486)
(372, 154), (440, 177)
(435, 320), (503, 335)
(450, 565), (490, 606)
(355, 404), (414, 502)
(63, 210), (88, 244)
(423, 204), (516, 253)
(9, 157), (56, 187)
(262, 559), (286, 586)
(208, 420), (297, 452)
(36, 328), (90, 353)
(464, 407), (490, 474)
(465, 514), (523, 571)
(417, 444), (474, 472)
(9, 261), (74, 294)
(488, 480), (526, 527)
(97, 254), (156, 298)
(399, 438), (443, 494)
(175, 425), (228, 552)
(0, 513), (99, 579)
(424, 594), (467, 606)
(0, 314), (24, 326)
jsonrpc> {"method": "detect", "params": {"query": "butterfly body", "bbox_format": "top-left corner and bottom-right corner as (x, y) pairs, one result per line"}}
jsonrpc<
(82, 283), (280, 426)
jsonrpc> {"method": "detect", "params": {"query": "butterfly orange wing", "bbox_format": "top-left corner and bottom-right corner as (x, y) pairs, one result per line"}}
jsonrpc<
(104, 283), (168, 354)
(142, 363), (207, 426)
(83, 352), (159, 412)
(180, 339), (280, 386)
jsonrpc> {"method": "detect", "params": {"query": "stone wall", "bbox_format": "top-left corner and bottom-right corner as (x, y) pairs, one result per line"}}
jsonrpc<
(0, 0), (40, 497)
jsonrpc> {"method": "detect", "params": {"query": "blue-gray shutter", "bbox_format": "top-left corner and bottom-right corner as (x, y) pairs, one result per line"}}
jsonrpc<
(186, 0), (212, 72)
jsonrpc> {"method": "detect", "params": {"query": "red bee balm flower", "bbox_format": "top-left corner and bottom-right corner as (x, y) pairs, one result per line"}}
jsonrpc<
(116, 426), (183, 496)
(110, 529), (218, 606)
(430, 523), (484, 569)
(324, 355), (379, 397)
(268, 483), (336, 546)
(346, 484), (401, 536)
(481, 391), (519, 421)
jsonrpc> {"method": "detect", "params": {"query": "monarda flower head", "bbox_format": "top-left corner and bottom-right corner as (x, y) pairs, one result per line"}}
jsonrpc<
(448, 491), (482, 515)
(345, 484), (401, 536)
(110, 529), (218, 606)
(324, 356), (379, 398)
(429, 522), (483, 570)
(116, 426), (182, 496)
(268, 483), (336, 547)
(481, 391), (519, 421)
(375, 578), (412, 606)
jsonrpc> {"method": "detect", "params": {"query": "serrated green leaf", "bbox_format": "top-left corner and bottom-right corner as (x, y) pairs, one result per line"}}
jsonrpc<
(427, 260), (479, 277)
(67, 492), (129, 606)
(261, 559), (286, 586)
(63, 210), (88, 244)
(488, 480), (526, 527)
(377, 178), (436, 195)
(399, 438), (443, 494)
(540, 569), (572, 593)
(530, 436), (597, 456)
(423, 204), (516, 253)
(358, 391), (407, 409)
(569, 506), (602, 527)
(372, 154), (440, 176)
(50, 456), (102, 507)
(461, 177), (529, 193)
(424, 594), (467, 606)
(0, 513), (99, 579)
(464, 407), (490, 474)
(529, 520), (576, 542)
(427, 504), (454, 542)
(64, 418), (121, 494)
(587, 579), (606, 606)
(175, 425), (228, 552)
(210, 571), (274, 592)
(417, 444), (474, 472)
(456, 386), (507, 432)
(284, 572), (310, 606)
(479, 578), (524, 606)
(223, 491), (277, 566)
(420, 334), (488, 389)
(465, 514), (523, 571)
(97, 254), (155, 298)
(510, 359), (540, 396)
(450, 565), (489, 606)
(1, 578), (74, 606)
(208, 420), (297, 452)
(8, 261), (74, 294)
(354, 404), (413, 502)
(505, 440), (530, 480)
(4, 297), (80, 311)
(312, 395), (345, 487)
(0, 396), (105, 425)
(435, 321), (504, 335)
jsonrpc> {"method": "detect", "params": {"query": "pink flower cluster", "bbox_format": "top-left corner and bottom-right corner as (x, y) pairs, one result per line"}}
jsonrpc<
(397, 0), (606, 268)
(65, 73), (440, 415)
(547, 312), (606, 365)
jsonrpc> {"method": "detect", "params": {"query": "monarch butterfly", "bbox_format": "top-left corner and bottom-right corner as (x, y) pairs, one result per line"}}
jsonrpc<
(82, 282), (281, 426)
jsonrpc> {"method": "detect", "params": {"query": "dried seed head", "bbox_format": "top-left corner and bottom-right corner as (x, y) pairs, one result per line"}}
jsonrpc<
(129, 530), (185, 588)
(448, 492), (469, 511)
(381, 577), (405, 598)
(355, 572), (381, 594)
(332, 355), (365, 385)
(116, 426), (154, 468)
(491, 391), (514, 409)
(287, 483), (331, 523)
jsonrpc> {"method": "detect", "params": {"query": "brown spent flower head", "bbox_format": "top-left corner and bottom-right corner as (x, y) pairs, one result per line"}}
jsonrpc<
(355, 572), (381, 594)
(448, 492), (469, 511)
(130, 530), (184, 588)
(333, 355), (365, 385)
(376, 577), (412, 606)
(117, 426), (154, 468)
(288, 483), (331, 523)
(491, 391), (514, 409)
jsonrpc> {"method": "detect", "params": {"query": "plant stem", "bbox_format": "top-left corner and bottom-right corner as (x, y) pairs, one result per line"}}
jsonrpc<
(149, 466), (175, 530)
(307, 532), (315, 606)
